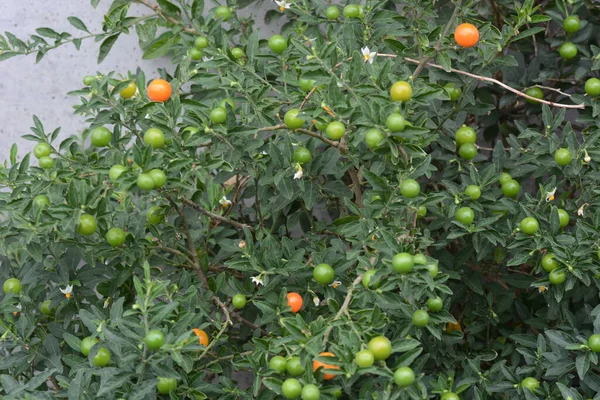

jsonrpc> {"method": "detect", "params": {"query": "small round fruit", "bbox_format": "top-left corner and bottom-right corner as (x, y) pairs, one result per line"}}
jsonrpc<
(137, 173), (155, 190)
(268, 34), (288, 54)
(190, 48), (203, 60)
(33, 195), (50, 209)
(156, 377), (177, 394)
(80, 337), (98, 356)
(412, 310), (430, 327)
(144, 128), (165, 149)
(3, 278), (22, 295)
(325, 121), (346, 140)
(585, 78), (600, 97)
(210, 107), (227, 124)
(464, 185), (481, 200)
(501, 179), (520, 197)
(362, 270), (379, 288)
(343, 4), (359, 18)
(147, 79), (171, 102)
(386, 113), (406, 132)
(106, 228), (126, 247)
(299, 78), (316, 92)
(109, 165), (127, 181)
(313, 263), (335, 285)
(284, 109), (304, 130)
(282, 378), (302, 399)
(269, 355), (287, 373)
(365, 128), (384, 149)
(232, 294), (247, 309)
(145, 329), (165, 350)
(83, 75), (95, 85)
(525, 87), (543, 104)
(413, 253), (427, 265)
(557, 209), (569, 228)
(554, 148), (572, 166)
(193, 328), (209, 346)
(589, 334), (600, 352)
(313, 119), (327, 131)
(33, 142), (52, 159)
(520, 217), (539, 235)
(93, 348), (111, 367)
(444, 83), (461, 101)
(427, 297), (444, 312)
(454, 23), (479, 47)
(559, 42), (577, 60)
(425, 262), (439, 278)
(149, 169), (166, 188)
(455, 125), (477, 145)
(455, 207), (475, 225)
(549, 269), (566, 285)
(287, 292), (303, 313)
(541, 254), (559, 272)
(499, 172), (512, 185)
(40, 299), (53, 316)
(355, 349), (375, 368)
(294, 147), (312, 164)
(231, 47), (244, 59)
(119, 81), (137, 99)
(367, 336), (392, 361)
(214, 6), (232, 21)
(394, 367), (415, 387)
(563, 15), (581, 34)
(286, 357), (305, 377)
(78, 214), (97, 236)
(147, 206), (163, 224)
(390, 81), (412, 102)
(301, 384), (320, 400)
(400, 179), (420, 198)
(325, 5), (340, 20)
(195, 36), (208, 49)
(392, 252), (414, 274)
(521, 377), (539, 392)
(417, 206), (427, 219)
(459, 143), (477, 160)
(441, 393), (460, 400)
(313, 352), (339, 380)
(38, 156), (55, 169)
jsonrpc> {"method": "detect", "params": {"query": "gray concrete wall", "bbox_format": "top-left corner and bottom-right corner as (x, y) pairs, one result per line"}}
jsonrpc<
(0, 0), (277, 162)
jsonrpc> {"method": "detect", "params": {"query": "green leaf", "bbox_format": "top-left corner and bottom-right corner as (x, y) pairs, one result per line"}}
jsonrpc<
(142, 37), (172, 60)
(157, 0), (181, 16)
(97, 34), (120, 63)
(67, 16), (90, 32)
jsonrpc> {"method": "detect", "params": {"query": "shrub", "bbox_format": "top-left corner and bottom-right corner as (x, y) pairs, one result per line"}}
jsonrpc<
(1, 0), (600, 399)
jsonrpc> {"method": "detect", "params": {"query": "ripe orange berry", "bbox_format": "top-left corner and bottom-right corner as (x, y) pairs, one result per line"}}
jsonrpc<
(287, 292), (303, 313)
(313, 352), (340, 380)
(454, 23), (480, 48)
(192, 328), (209, 346)
(147, 79), (172, 102)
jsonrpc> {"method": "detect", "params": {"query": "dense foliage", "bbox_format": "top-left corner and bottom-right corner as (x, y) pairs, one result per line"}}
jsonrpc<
(2, 0), (600, 399)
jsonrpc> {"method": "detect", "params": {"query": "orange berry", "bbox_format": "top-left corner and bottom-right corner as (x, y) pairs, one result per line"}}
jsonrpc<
(192, 328), (209, 346)
(147, 79), (172, 102)
(454, 23), (480, 48)
(286, 292), (303, 313)
(313, 352), (340, 380)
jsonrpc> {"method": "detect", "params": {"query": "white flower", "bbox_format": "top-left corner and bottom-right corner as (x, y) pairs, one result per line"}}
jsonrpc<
(313, 296), (320, 306)
(329, 280), (342, 289)
(202, 56), (214, 62)
(15, 304), (22, 312)
(361, 46), (377, 64)
(219, 196), (232, 207)
(545, 187), (557, 202)
(294, 166), (303, 180)
(251, 276), (264, 286)
(578, 204), (588, 216)
(239, 240), (246, 249)
(260, 151), (268, 155)
(584, 149), (591, 163)
(60, 285), (74, 299)
(538, 286), (548, 293)
(275, 0), (291, 11)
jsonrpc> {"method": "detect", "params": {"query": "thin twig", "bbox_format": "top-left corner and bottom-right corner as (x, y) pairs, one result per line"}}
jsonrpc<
(137, 0), (196, 33)
(231, 311), (268, 336)
(532, 85), (571, 97)
(348, 169), (363, 207)
(296, 128), (349, 153)
(299, 86), (317, 110)
(322, 274), (363, 348)
(181, 198), (254, 231)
